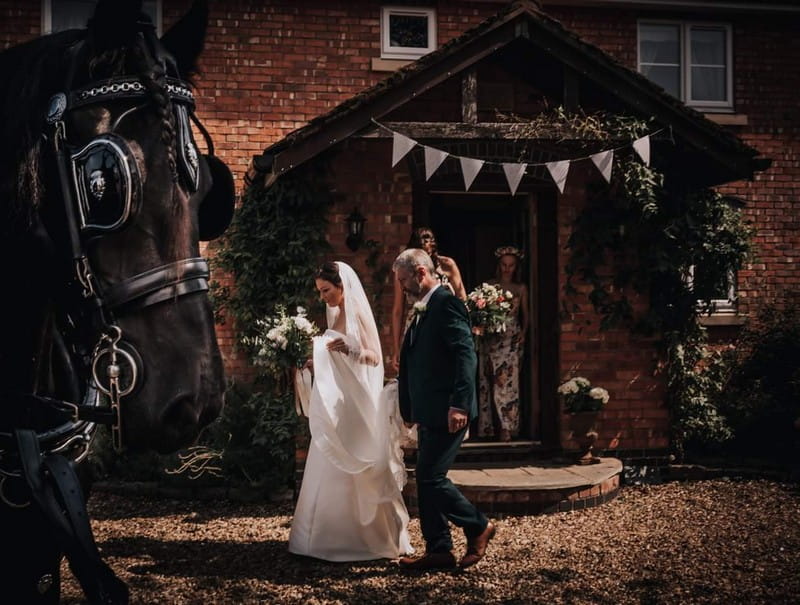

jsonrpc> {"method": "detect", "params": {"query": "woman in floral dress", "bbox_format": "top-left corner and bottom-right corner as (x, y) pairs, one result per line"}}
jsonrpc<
(477, 246), (529, 442)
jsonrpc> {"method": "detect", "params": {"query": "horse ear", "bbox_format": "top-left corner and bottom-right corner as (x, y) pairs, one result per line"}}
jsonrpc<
(160, 0), (209, 79)
(87, 0), (143, 50)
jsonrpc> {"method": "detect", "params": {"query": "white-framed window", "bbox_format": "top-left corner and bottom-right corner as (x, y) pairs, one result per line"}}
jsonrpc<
(638, 20), (733, 110)
(380, 6), (436, 60)
(43, 0), (161, 35)
(689, 266), (737, 314)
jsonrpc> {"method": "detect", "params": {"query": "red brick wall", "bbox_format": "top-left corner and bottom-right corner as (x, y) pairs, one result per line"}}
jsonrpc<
(322, 139), (415, 354)
(717, 17), (800, 314)
(556, 162), (669, 451)
(0, 1), (39, 48)
(184, 0), (502, 374)
(546, 7), (800, 316)
(3, 1), (796, 452)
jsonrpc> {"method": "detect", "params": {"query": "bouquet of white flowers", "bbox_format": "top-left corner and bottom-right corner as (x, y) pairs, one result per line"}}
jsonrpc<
(245, 305), (319, 372)
(466, 282), (513, 335)
(557, 376), (610, 413)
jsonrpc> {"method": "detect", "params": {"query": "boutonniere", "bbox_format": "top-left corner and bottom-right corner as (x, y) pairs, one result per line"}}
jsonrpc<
(412, 301), (427, 321)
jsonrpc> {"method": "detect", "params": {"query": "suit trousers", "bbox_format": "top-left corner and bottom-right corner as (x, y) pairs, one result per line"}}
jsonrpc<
(416, 424), (488, 553)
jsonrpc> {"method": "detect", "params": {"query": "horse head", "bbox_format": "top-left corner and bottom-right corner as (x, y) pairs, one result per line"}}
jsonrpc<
(1, 0), (233, 455)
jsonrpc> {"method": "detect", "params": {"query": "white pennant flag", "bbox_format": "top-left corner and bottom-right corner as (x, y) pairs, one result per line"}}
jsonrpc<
(424, 146), (449, 181)
(502, 163), (527, 196)
(391, 132), (416, 167)
(633, 135), (651, 166)
(546, 160), (570, 194)
(590, 149), (614, 183)
(459, 157), (484, 191)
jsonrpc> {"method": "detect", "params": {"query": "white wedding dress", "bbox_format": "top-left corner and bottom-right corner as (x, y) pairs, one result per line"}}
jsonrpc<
(289, 262), (412, 561)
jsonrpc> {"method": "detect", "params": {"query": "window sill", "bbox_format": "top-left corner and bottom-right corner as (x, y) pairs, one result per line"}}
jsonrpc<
(702, 113), (748, 126)
(698, 314), (746, 327)
(372, 57), (413, 72)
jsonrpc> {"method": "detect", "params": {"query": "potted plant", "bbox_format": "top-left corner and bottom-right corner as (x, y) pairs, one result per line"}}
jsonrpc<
(558, 377), (610, 465)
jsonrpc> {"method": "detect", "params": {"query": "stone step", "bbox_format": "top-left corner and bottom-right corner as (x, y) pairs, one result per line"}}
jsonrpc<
(402, 457), (623, 516)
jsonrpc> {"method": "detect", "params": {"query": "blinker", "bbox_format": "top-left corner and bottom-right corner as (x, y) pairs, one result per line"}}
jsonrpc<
(69, 133), (141, 236)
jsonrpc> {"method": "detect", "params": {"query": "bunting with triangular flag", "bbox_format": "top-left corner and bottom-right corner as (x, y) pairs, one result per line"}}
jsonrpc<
(373, 118), (665, 196)
(590, 149), (614, 183)
(633, 135), (651, 166)
(502, 163), (527, 196)
(459, 157), (484, 191)
(391, 132), (416, 167)
(546, 160), (570, 194)
(424, 146), (448, 181)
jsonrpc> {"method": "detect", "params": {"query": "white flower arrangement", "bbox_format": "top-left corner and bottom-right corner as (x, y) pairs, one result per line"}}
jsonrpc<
(243, 305), (319, 372)
(466, 282), (513, 335)
(558, 376), (609, 413)
(412, 301), (427, 320)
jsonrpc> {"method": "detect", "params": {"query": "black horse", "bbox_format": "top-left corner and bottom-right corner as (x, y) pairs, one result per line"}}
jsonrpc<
(0, 1), (234, 602)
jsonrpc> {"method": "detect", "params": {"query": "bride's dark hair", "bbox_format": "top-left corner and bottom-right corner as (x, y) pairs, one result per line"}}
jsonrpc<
(316, 261), (342, 286)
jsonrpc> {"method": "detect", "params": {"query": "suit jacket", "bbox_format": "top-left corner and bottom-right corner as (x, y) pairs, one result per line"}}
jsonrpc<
(398, 286), (477, 429)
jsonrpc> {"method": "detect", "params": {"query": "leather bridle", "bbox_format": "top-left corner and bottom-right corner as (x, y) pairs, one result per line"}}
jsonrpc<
(0, 16), (232, 605)
(8, 75), (214, 458)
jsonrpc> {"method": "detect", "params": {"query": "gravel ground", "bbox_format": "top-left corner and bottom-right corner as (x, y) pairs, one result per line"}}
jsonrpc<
(61, 479), (799, 604)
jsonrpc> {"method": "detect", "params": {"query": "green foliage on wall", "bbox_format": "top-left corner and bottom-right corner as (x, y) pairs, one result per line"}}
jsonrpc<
(557, 111), (753, 456)
(208, 169), (332, 493)
(212, 169), (332, 341)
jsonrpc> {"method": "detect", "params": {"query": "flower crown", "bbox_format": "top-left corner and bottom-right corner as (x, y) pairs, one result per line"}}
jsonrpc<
(494, 245), (524, 260)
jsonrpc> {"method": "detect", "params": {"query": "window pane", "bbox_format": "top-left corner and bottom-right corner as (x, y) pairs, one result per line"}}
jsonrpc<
(52, 0), (95, 30)
(639, 24), (680, 64)
(693, 266), (734, 302)
(691, 28), (726, 65)
(642, 64), (681, 98)
(52, 0), (158, 33)
(691, 66), (726, 101)
(389, 14), (429, 49)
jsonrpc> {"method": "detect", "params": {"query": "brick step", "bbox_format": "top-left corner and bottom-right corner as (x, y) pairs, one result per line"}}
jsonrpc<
(402, 457), (623, 516)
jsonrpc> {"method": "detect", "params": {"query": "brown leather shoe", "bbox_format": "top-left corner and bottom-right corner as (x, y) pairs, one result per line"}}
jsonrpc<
(398, 551), (457, 571)
(459, 521), (496, 569)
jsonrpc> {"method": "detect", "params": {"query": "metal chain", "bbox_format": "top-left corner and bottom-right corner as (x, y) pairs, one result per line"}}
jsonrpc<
(91, 326), (137, 451)
(75, 79), (194, 103)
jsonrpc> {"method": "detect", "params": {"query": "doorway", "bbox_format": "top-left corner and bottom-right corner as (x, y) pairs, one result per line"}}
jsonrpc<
(426, 191), (543, 441)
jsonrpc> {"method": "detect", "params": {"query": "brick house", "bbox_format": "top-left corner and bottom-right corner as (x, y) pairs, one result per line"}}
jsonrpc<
(3, 0), (797, 458)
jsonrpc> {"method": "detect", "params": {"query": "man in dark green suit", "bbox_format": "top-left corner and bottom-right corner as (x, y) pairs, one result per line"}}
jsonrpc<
(394, 248), (495, 571)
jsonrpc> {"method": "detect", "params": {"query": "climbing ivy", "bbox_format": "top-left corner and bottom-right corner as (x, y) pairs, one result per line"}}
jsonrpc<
(363, 238), (393, 326)
(206, 167), (332, 492)
(212, 168), (332, 341)
(535, 109), (754, 456)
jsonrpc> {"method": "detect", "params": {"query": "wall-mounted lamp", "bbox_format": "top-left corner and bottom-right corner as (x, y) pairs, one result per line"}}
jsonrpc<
(345, 207), (366, 251)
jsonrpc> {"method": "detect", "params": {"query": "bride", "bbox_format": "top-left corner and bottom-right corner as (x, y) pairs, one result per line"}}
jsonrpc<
(289, 261), (413, 561)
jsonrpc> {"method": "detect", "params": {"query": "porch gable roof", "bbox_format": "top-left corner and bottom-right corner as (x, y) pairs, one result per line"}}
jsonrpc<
(248, 0), (768, 189)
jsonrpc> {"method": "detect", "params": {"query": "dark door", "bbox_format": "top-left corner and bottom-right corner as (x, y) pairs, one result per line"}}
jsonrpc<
(427, 192), (545, 441)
